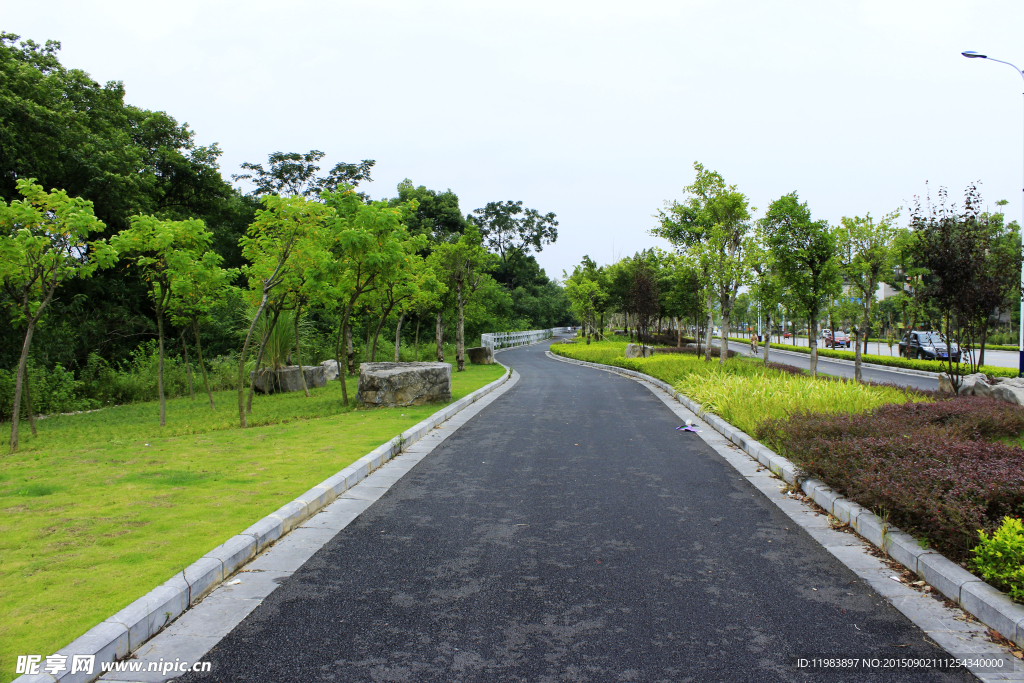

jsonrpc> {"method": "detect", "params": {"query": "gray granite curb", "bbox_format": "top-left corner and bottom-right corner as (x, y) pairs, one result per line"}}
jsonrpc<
(16, 363), (515, 683)
(546, 347), (1024, 651)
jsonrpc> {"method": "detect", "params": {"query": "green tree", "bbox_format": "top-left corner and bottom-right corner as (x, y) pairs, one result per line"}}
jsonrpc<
(0, 32), (253, 376)
(654, 162), (751, 363)
(389, 179), (469, 247)
(237, 194), (333, 425)
(837, 210), (900, 380)
(469, 200), (557, 289)
(428, 226), (497, 371)
(233, 150), (375, 199)
(111, 215), (213, 426)
(167, 250), (237, 409)
(321, 188), (424, 402)
(565, 257), (609, 343)
(747, 232), (783, 365)
(0, 179), (116, 452)
(761, 192), (840, 376)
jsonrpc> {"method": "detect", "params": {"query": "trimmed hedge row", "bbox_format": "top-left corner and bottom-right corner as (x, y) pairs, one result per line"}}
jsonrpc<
(726, 337), (1017, 377)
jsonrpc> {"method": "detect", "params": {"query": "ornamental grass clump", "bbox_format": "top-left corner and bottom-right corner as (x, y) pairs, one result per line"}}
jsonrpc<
(677, 367), (926, 437)
(758, 397), (1024, 562)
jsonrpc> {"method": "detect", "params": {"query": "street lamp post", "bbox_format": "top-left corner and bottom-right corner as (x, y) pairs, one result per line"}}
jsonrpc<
(962, 50), (1024, 378)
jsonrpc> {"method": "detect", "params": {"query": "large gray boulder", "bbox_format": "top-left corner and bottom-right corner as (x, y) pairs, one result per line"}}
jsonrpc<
(250, 365), (326, 394)
(938, 372), (988, 395)
(320, 359), (343, 382)
(624, 343), (654, 359)
(992, 383), (1024, 406)
(357, 362), (451, 407)
(467, 346), (494, 365)
(974, 379), (995, 399)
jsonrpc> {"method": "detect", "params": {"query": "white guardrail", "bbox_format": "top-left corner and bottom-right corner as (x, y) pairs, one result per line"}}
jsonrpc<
(482, 328), (571, 351)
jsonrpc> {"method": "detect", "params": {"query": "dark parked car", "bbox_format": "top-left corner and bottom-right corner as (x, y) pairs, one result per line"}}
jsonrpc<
(825, 330), (850, 349)
(899, 331), (961, 362)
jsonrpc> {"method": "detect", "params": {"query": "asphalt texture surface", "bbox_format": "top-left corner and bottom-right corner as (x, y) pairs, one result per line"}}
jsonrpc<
(179, 340), (972, 683)
(724, 341), (940, 391)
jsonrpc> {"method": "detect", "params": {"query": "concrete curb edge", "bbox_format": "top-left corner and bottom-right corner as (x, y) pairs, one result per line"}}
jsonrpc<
(20, 361), (517, 683)
(545, 347), (1024, 651)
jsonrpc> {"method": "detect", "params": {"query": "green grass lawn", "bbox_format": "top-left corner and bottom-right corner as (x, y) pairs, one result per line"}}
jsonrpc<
(550, 340), (927, 436)
(0, 363), (505, 682)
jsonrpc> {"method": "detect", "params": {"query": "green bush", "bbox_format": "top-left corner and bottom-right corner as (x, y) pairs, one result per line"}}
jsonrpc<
(0, 363), (98, 421)
(972, 516), (1024, 602)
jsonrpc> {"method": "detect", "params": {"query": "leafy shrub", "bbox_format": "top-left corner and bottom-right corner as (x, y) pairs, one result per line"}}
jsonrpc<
(0, 363), (97, 421)
(972, 516), (1024, 602)
(759, 397), (1024, 561)
(970, 518), (1024, 602)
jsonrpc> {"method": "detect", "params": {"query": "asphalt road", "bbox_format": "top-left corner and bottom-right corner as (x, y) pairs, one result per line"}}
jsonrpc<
(723, 341), (940, 391)
(179, 341), (971, 682)
(758, 336), (1018, 369)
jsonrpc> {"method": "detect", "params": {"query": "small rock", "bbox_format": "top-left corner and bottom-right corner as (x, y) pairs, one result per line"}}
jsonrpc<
(624, 343), (654, 359)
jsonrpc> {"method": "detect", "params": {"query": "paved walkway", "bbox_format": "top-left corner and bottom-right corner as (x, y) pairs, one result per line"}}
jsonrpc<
(177, 341), (974, 682)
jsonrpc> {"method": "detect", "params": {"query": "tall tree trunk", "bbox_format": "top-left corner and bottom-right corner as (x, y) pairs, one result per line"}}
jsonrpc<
(763, 314), (772, 366)
(24, 363), (37, 436)
(435, 311), (445, 362)
(10, 318), (38, 453)
(334, 302), (354, 406)
(248, 308), (281, 413)
(181, 330), (195, 400)
(370, 306), (395, 363)
(853, 325), (863, 382)
(456, 288), (466, 372)
(345, 318), (355, 375)
(719, 308), (731, 366)
(808, 314), (819, 377)
(676, 316), (681, 347)
(414, 317), (420, 362)
(295, 306), (309, 397)
(394, 313), (405, 362)
(238, 298), (267, 428)
(979, 320), (988, 367)
(703, 294), (715, 362)
(156, 306), (166, 427)
(192, 319), (215, 409)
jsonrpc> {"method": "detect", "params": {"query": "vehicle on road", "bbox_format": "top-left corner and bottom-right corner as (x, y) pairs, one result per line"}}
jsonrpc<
(783, 331), (792, 339)
(824, 330), (850, 349)
(899, 330), (961, 362)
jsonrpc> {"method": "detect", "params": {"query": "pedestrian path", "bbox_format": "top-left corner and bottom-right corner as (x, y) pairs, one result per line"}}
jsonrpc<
(165, 341), (980, 682)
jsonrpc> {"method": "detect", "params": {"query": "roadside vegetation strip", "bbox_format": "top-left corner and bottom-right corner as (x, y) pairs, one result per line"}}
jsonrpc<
(0, 364), (506, 683)
(725, 336), (1018, 377)
(546, 343), (1024, 651)
(551, 340), (926, 436)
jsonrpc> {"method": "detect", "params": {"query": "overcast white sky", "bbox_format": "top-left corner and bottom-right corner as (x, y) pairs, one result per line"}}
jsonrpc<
(6, 1), (1024, 279)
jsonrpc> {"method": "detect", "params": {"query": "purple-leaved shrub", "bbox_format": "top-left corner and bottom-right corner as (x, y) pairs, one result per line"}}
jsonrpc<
(758, 397), (1024, 561)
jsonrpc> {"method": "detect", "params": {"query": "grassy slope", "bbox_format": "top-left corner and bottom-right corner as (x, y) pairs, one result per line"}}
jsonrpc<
(550, 340), (926, 436)
(0, 364), (505, 681)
